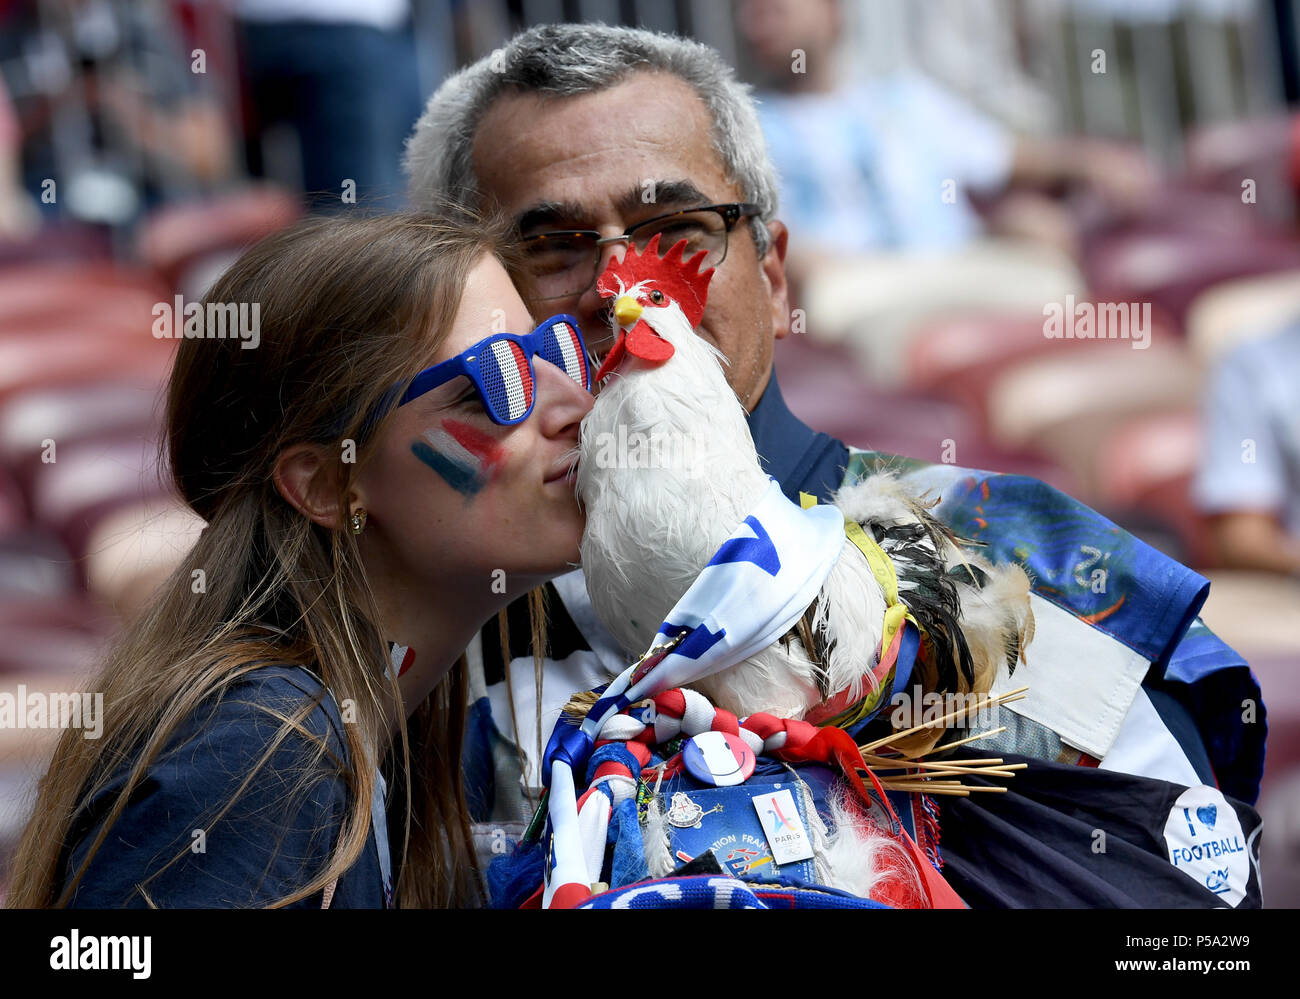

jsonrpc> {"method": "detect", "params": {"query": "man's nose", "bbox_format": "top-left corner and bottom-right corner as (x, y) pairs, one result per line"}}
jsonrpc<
(574, 239), (629, 350)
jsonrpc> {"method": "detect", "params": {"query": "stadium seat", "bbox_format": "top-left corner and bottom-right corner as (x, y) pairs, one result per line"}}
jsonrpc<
(0, 379), (164, 494)
(904, 307), (1178, 433)
(1184, 113), (1300, 225)
(26, 433), (172, 569)
(1097, 410), (1209, 566)
(1076, 184), (1269, 250)
(1184, 267), (1300, 365)
(799, 239), (1084, 384)
(0, 287), (161, 338)
(0, 221), (112, 268)
(0, 264), (167, 327)
(0, 464), (22, 534)
(0, 333), (174, 412)
(0, 594), (115, 636)
(0, 528), (79, 599)
(84, 497), (203, 622)
(985, 339), (1200, 495)
(135, 184), (300, 294)
(1084, 230), (1300, 332)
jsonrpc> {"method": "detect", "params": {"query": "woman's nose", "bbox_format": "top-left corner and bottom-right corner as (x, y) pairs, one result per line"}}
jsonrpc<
(533, 354), (595, 435)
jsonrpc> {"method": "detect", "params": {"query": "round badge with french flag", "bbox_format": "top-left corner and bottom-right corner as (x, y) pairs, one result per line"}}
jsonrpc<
(682, 731), (756, 787)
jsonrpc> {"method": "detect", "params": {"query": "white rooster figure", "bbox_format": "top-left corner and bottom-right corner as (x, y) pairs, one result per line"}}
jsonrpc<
(577, 236), (1035, 742)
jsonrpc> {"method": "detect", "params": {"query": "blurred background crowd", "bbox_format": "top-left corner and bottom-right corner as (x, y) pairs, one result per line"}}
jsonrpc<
(1, 0), (1298, 906)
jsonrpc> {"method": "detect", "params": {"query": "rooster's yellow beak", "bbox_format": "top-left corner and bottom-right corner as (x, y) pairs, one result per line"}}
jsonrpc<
(613, 295), (643, 327)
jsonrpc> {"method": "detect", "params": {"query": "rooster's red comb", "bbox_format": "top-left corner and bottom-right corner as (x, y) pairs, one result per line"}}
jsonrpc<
(595, 234), (716, 328)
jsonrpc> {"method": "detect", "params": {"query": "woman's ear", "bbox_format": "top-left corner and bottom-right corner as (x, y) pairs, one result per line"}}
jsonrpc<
(273, 444), (352, 531)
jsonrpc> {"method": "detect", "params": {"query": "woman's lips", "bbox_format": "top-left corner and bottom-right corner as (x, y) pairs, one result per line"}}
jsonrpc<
(545, 457), (579, 484)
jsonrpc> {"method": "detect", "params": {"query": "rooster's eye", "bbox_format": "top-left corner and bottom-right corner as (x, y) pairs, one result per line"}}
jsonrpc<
(649, 289), (665, 305)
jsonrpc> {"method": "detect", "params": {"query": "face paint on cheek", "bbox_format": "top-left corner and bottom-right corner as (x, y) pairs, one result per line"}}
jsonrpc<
(411, 429), (487, 498)
(442, 419), (506, 480)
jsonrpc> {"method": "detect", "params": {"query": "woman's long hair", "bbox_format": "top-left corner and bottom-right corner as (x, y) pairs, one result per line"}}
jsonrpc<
(7, 211), (523, 908)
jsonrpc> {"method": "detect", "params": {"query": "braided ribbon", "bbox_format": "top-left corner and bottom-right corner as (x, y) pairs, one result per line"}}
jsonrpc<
(538, 685), (963, 909)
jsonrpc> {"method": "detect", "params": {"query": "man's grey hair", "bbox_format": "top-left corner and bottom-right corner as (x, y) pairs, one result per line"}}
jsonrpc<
(404, 23), (779, 257)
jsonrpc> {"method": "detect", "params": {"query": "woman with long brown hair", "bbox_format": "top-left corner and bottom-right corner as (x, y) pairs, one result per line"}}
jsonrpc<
(5, 211), (593, 908)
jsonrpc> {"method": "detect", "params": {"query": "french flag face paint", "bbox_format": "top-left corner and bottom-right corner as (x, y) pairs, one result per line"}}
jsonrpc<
(394, 314), (590, 426)
(411, 418), (505, 498)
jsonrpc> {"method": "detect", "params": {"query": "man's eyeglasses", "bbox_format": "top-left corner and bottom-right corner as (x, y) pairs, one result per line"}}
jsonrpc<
(396, 314), (589, 425)
(518, 202), (762, 302)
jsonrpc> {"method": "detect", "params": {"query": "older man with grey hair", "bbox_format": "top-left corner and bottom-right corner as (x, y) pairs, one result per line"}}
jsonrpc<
(407, 23), (792, 414)
(405, 22), (850, 812)
(404, 22), (1261, 908)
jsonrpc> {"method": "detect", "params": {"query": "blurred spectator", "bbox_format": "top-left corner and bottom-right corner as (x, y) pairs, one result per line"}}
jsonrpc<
(0, 73), (39, 237)
(236, 0), (424, 212)
(0, 0), (236, 227)
(1195, 321), (1300, 575)
(735, 0), (1155, 283)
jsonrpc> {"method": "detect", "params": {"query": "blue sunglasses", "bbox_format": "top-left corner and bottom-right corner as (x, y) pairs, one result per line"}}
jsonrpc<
(395, 313), (590, 426)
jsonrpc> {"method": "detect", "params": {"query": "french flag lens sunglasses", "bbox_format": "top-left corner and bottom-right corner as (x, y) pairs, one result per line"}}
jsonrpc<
(397, 314), (590, 425)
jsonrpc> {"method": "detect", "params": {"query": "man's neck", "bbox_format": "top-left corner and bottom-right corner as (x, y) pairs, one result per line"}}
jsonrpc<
(745, 368), (849, 503)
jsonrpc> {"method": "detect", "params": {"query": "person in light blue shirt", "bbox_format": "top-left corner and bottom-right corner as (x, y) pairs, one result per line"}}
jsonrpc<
(736, 0), (1154, 276)
(1195, 322), (1300, 575)
(755, 71), (1014, 255)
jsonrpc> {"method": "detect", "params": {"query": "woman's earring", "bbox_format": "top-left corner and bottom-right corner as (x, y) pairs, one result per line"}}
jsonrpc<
(350, 508), (368, 535)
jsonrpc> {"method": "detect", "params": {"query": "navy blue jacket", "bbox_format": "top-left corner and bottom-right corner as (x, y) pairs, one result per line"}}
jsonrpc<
(59, 666), (390, 908)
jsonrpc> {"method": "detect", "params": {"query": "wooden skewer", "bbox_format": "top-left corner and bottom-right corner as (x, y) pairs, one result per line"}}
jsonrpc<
(861, 750), (1008, 764)
(890, 760), (1026, 773)
(859, 686), (1029, 753)
(932, 727), (1008, 752)
(863, 764), (1024, 780)
(878, 766), (1023, 781)
(884, 782), (1009, 794)
(859, 753), (1019, 773)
